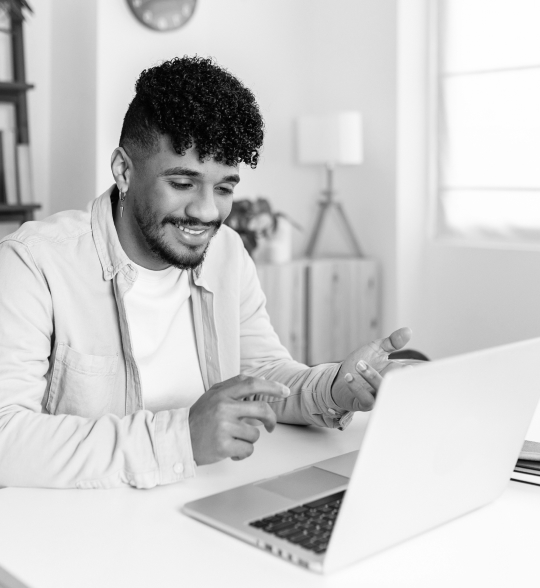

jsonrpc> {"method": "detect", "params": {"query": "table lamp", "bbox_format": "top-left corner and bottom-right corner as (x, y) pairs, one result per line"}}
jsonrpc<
(297, 111), (363, 257)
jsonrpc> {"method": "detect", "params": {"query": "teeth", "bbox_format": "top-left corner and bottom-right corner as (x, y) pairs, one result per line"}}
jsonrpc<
(178, 226), (205, 235)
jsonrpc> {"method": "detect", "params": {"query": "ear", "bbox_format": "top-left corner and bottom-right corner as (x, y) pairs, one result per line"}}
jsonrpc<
(111, 146), (133, 192)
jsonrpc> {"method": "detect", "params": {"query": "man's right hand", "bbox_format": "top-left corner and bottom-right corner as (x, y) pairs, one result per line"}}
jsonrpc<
(188, 375), (290, 466)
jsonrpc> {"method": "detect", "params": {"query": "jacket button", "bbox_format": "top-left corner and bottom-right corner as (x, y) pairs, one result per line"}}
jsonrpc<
(107, 265), (113, 272)
(173, 462), (184, 474)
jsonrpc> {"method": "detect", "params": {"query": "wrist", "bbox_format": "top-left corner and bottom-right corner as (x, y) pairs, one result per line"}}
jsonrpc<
(330, 362), (346, 409)
(319, 363), (354, 430)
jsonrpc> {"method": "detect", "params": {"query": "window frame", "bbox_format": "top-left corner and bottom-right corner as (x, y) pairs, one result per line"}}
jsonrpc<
(428, 0), (540, 252)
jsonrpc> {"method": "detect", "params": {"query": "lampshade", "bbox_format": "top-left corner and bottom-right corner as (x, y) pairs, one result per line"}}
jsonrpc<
(297, 111), (363, 166)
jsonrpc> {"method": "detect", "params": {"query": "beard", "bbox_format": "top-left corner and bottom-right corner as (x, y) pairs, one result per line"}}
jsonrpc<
(132, 199), (221, 270)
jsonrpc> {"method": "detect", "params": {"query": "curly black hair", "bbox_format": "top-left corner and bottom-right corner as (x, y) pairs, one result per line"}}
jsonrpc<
(119, 56), (264, 168)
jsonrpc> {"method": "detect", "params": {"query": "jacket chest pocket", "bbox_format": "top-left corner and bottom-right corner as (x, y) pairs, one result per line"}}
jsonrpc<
(47, 343), (119, 418)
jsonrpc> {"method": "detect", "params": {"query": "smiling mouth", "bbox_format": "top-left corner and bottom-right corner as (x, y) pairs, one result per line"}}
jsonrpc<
(177, 225), (207, 236)
(165, 217), (222, 250)
(170, 221), (215, 246)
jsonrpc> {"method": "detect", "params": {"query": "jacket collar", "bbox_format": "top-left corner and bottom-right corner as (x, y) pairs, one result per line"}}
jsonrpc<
(91, 186), (132, 281)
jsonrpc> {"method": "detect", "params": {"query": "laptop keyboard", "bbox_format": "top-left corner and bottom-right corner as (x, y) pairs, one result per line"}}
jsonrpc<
(249, 490), (345, 554)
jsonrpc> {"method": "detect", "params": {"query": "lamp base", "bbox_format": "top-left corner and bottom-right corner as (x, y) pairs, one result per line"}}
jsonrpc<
(305, 196), (363, 258)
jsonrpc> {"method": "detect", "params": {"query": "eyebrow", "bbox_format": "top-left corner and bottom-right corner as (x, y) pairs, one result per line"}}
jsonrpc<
(159, 167), (240, 184)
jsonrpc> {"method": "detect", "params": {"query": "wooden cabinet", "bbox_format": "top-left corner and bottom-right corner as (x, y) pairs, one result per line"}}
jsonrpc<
(256, 258), (379, 365)
(256, 260), (307, 363)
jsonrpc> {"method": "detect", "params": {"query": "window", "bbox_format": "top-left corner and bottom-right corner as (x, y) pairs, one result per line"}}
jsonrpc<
(434, 0), (540, 246)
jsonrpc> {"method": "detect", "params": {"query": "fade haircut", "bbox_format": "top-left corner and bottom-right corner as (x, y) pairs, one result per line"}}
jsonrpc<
(119, 56), (264, 168)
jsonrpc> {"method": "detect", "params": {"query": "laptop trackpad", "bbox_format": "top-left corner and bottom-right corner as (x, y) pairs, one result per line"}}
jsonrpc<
(256, 467), (348, 501)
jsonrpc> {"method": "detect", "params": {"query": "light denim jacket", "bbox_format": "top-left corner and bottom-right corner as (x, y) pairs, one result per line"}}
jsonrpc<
(0, 187), (351, 489)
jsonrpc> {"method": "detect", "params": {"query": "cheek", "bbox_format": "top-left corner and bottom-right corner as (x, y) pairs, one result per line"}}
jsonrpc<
(135, 183), (174, 219)
(218, 198), (234, 222)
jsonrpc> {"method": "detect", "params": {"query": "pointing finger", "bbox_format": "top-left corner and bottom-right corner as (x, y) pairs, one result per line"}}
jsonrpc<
(225, 375), (291, 401)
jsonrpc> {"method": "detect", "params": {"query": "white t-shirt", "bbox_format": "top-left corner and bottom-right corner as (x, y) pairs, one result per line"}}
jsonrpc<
(124, 263), (205, 413)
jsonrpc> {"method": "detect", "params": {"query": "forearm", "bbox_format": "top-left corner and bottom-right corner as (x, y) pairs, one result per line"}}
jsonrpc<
(0, 405), (195, 489)
(243, 360), (352, 429)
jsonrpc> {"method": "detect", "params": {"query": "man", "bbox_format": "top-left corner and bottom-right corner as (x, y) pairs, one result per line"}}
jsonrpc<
(0, 56), (411, 489)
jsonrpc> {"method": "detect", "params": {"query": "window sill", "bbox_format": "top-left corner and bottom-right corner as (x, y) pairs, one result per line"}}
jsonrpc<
(431, 235), (540, 253)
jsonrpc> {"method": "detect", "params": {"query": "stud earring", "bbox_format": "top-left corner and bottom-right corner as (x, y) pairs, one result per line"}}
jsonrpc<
(119, 190), (127, 218)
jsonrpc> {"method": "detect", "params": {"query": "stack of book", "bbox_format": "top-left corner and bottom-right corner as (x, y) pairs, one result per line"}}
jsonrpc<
(512, 440), (540, 486)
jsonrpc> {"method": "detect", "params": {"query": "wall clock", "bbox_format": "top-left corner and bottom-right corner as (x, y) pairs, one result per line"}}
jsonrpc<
(126, 0), (197, 32)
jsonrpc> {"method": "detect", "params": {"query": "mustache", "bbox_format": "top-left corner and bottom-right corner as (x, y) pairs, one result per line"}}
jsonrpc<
(163, 216), (222, 230)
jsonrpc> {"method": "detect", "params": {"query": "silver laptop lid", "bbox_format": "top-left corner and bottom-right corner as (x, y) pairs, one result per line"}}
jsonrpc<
(325, 338), (540, 572)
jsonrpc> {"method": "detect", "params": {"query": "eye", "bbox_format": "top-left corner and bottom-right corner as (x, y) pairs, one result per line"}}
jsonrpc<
(169, 180), (194, 190)
(216, 185), (234, 196)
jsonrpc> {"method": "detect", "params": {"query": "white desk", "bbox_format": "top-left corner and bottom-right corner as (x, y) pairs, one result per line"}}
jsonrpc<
(0, 412), (538, 588)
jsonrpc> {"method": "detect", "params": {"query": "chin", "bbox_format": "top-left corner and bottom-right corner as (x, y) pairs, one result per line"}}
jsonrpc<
(135, 208), (218, 270)
(152, 241), (209, 270)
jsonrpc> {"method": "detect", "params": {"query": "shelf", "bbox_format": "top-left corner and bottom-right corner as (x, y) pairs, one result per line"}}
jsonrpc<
(0, 204), (41, 225)
(0, 204), (40, 212)
(0, 81), (34, 93)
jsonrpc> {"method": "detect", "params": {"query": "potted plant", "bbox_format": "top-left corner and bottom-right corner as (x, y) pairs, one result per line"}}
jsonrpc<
(224, 197), (301, 263)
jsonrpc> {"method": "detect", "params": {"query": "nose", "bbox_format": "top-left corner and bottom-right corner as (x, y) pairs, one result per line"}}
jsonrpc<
(184, 185), (219, 224)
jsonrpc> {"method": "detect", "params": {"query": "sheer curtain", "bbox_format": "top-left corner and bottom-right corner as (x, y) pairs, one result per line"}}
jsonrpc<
(437, 0), (540, 244)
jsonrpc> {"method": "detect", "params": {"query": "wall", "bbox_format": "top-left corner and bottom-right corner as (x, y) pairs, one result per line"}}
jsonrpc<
(24, 0), (98, 218)
(395, 0), (430, 345)
(396, 0), (540, 358)
(419, 247), (540, 357)
(24, 0), (51, 220)
(48, 0), (98, 214)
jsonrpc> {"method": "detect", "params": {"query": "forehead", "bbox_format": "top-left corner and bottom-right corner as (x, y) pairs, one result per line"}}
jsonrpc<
(142, 135), (239, 179)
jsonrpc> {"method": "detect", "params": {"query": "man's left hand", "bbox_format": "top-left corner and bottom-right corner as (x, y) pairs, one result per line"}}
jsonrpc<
(331, 327), (412, 412)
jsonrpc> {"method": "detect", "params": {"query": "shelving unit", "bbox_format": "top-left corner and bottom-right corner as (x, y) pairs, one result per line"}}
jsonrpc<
(0, 7), (39, 224)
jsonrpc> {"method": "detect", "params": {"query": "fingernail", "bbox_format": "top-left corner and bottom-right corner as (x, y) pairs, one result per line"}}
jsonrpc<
(344, 373), (353, 383)
(281, 385), (290, 397)
(356, 360), (367, 372)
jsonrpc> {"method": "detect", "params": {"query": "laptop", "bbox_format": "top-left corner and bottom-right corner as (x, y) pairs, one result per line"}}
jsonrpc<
(182, 338), (540, 573)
